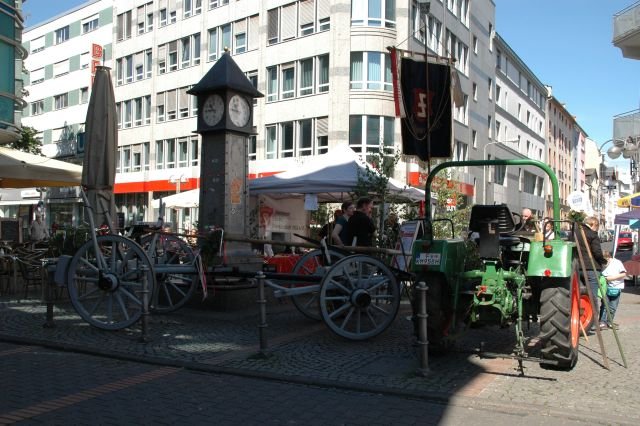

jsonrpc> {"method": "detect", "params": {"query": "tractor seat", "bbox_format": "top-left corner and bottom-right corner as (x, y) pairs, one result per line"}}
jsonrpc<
(469, 204), (518, 260)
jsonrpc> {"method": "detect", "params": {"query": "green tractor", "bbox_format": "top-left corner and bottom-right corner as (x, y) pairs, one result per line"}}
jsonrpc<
(412, 159), (583, 370)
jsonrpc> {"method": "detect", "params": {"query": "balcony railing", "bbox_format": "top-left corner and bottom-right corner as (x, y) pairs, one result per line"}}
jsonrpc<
(613, 1), (640, 59)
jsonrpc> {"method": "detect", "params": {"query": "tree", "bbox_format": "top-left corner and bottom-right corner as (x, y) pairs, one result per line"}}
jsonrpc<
(10, 126), (42, 155)
(353, 146), (404, 247)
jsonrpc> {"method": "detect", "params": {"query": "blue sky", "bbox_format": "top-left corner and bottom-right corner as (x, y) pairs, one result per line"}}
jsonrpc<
(495, 0), (639, 160)
(24, 0), (639, 158)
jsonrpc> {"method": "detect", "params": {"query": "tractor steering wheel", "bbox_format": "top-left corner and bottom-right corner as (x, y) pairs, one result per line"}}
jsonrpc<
(512, 212), (526, 232)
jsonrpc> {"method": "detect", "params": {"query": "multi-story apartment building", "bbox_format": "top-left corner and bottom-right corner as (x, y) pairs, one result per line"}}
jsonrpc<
(546, 94), (576, 219)
(492, 34), (546, 216)
(0, 0), (26, 144)
(18, 0), (561, 235)
(19, 0), (113, 224)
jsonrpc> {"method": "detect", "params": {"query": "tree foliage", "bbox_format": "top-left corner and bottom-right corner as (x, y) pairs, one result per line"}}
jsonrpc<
(10, 126), (42, 155)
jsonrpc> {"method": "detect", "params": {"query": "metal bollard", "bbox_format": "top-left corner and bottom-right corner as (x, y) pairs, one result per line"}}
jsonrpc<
(139, 265), (151, 343)
(256, 271), (270, 357)
(42, 260), (56, 329)
(416, 281), (430, 376)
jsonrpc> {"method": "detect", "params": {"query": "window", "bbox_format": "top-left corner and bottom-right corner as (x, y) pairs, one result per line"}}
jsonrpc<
(299, 119), (313, 156)
(248, 135), (257, 160)
(488, 78), (493, 100)
(80, 87), (88, 103)
(235, 32), (246, 54)
(350, 52), (392, 91)
(281, 64), (295, 99)
(81, 52), (90, 69)
(146, 49), (153, 77)
(266, 126), (277, 159)
(349, 115), (395, 154)
(179, 87), (189, 118)
(166, 89), (177, 120)
(133, 148), (141, 172)
(116, 11), (132, 41)
(31, 68), (44, 84)
(122, 147), (131, 173)
(168, 41), (178, 71)
(472, 82), (477, 101)
(55, 26), (69, 44)
(82, 15), (99, 33)
(190, 137), (199, 165)
(454, 140), (468, 162)
(134, 97), (143, 126)
(494, 161), (506, 185)
(160, 8), (167, 26)
(208, 28), (218, 61)
(137, 3), (153, 34)
(299, 58), (313, 96)
(30, 36), (45, 53)
(318, 54), (329, 93)
(280, 122), (294, 157)
(166, 139), (176, 168)
(473, 35), (478, 54)
(125, 55), (133, 83)
(31, 100), (44, 115)
(156, 140), (165, 169)
(454, 95), (468, 125)
(209, 0), (229, 9)
(145, 95), (151, 124)
(157, 93), (165, 122)
(246, 70), (258, 105)
(181, 37), (191, 68)
(221, 24), (231, 53)
(124, 100), (132, 128)
(299, 0), (315, 35)
(427, 16), (443, 55)
(143, 142), (150, 170)
(316, 117), (329, 154)
(54, 59), (69, 77)
(267, 67), (278, 102)
(54, 93), (68, 110)
(178, 138), (189, 167)
(472, 129), (477, 148)
(351, 0), (396, 28)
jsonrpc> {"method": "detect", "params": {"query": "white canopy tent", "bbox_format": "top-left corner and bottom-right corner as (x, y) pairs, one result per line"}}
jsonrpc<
(249, 144), (425, 202)
(151, 189), (200, 209)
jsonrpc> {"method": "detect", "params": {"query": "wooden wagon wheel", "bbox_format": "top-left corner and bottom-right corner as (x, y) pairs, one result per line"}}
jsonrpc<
(319, 254), (399, 340)
(67, 235), (155, 330)
(289, 249), (346, 320)
(141, 234), (199, 314)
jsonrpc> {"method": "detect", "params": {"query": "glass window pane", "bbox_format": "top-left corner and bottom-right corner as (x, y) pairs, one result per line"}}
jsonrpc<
(366, 116), (380, 145)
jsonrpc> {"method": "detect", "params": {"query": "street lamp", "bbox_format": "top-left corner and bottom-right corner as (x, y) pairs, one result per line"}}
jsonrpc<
(482, 139), (519, 203)
(169, 174), (188, 194)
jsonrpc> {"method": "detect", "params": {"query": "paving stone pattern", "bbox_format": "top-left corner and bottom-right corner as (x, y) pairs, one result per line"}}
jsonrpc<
(1, 286), (639, 423)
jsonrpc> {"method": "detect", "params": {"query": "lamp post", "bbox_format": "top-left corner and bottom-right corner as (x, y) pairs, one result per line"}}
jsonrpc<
(595, 138), (636, 228)
(482, 139), (519, 203)
(417, 0), (431, 172)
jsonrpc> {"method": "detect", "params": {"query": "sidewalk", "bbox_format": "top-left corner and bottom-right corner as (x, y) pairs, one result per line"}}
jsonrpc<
(1, 285), (639, 423)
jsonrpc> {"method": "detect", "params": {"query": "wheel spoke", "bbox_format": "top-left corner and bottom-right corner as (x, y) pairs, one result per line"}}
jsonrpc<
(86, 292), (105, 315)
(366, 308), (379, 327)
(340, 306), (355, 329)
(118, 286), (143, 305)
(366, 277), (391, 292)
(326, 278), (351, 294)
(370, 303), (390, 316)
(114, 291), (130, 321)
(77, 285), (101, 301)
(328, 300), (352, 319)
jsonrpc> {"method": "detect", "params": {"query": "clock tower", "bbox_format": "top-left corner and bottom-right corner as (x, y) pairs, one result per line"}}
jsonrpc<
(188, 52), (263, 262)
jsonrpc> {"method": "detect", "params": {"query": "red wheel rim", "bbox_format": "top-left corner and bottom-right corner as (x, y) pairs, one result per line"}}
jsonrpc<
(570, 271), (581, 347)
(579, 294), (593, 331)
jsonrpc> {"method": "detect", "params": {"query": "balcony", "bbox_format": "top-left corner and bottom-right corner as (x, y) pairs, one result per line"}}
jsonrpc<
(613, 1), (640, 59)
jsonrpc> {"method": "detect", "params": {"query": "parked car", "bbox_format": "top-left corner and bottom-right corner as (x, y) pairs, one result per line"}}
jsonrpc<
(618, 231), (634, 250)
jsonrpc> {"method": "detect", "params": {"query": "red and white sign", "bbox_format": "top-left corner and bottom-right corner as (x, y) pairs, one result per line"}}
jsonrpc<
(91, 43), (103, 59)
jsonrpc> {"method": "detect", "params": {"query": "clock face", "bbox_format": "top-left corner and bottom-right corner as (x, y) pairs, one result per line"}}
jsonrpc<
(228, 94), (251, 128)
(202, 94), (224, 126)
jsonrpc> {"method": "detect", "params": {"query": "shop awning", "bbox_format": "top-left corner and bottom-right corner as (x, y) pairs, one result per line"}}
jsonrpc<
(0, 147), (82, 188)
(617, 192), (640, 208)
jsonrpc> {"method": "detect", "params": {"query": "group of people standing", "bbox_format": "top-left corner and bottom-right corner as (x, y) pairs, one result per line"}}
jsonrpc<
(521, 209), (625, 332)
(319, 198), (376, 247)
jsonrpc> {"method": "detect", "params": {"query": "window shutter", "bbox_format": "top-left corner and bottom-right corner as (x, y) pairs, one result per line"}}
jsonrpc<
(267, 9), (278, 41)
(156, 92), (165, 108)
(234, 18), (246, 34)
(158, 44), (167, 61)
(167, 89), (177, 112)
(317, 0), (330, 20)
(299, 0), (314, 26)
(280, 4), (296, 40)
(248, 15), (259, 51)
(316, 117), (328, 137)
(134, 52), (143, 68)
(179, 87), (189, 109)
(31, 36), (45, 52)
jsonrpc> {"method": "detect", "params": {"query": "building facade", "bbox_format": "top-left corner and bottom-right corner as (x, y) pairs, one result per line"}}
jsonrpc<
(0, 0), (27, 144)
(492, 34), (546, 217)
(16, 0), (581, 235)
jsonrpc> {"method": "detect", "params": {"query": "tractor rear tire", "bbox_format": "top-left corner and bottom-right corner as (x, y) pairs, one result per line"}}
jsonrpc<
(539, 266), (580, 369)
(414, 274), (452, 354)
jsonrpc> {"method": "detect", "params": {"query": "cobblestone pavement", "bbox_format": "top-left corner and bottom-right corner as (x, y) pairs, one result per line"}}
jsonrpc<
(1, 284), (639, 424)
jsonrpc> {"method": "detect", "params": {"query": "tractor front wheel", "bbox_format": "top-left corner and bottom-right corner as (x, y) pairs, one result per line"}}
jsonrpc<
(539, 265), (580, 369)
